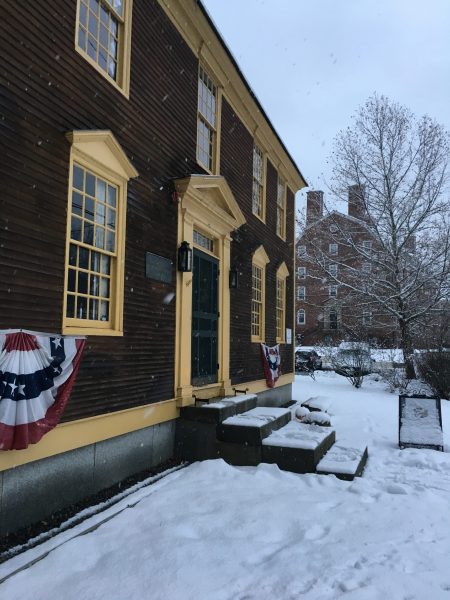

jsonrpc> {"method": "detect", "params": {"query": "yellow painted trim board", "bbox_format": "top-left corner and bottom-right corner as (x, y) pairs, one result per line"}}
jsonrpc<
(0, 399), (179, 472)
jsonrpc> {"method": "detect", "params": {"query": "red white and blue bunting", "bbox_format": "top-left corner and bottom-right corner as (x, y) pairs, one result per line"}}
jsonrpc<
(0, 330), (86, 451)
(260, 343), (281, 388)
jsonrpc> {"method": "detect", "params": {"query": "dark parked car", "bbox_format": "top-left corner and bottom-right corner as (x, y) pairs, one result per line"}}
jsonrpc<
(295, 349), (322, 372)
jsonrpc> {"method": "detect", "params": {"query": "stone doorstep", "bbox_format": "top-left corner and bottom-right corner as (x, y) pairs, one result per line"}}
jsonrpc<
(217, 407), (292, 446)
(301, 396), (332, 413)
(316, 445), (369, 481)
(261, 426), (336, 474)
(180, 394), (257, 424)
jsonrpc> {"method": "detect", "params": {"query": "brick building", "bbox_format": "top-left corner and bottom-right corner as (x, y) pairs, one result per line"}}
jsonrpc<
(295, 187), (395, 346)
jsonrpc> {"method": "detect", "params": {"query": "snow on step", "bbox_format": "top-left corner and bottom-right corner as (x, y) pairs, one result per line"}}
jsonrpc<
(316, 443), (368, 480)
(203, 394), (257, 409)
(301, 396), (332, 413)
(222, 407), (290, 427)
(218, 407), (291, 445)
(262, 422), (334, 450)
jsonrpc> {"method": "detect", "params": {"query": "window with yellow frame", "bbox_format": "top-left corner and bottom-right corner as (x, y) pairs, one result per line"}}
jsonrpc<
(75, 0), (133, 97)
(251, 245), (270, 342)
(276, 262), (289, 343)
(252, 142), (265, 220)
(63, 130), (138, 335)
(197, 65), (219, 173)
(276, 175), (286, 239)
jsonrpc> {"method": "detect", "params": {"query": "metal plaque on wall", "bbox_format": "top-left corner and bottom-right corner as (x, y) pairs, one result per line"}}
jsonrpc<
(145, 252), (173, 284)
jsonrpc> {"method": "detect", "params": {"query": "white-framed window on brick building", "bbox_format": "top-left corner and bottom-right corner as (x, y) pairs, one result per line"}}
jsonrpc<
(297, 245), (306, 257)
(329, 264), (337, 277)
(297, 266), (306, 279)
(75, 0), (133, 97)
(363, 310), (373, 325)
(297, 285), (305, 300)
(362, 240), (372, 252)
(252, 142), (266, 220)
(329, 285), (338, 298)
(329, 243), (338, 255)
(297, 309), (305, 325)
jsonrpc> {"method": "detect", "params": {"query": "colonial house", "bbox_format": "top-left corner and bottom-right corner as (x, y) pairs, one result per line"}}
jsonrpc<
(0, 0), (307, 534)
(295, 188), (395, 346)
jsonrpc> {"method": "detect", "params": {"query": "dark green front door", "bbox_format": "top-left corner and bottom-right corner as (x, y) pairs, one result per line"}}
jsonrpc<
(191, 248), (218, 386)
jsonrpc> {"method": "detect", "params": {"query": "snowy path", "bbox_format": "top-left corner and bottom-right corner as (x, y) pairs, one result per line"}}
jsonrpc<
(2, 372), (450, 600)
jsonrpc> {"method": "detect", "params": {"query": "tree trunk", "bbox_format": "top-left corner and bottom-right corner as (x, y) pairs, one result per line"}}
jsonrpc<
(399, 319), (415, 379)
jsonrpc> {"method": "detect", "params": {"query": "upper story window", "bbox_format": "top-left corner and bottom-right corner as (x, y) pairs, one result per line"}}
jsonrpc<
(76, 0), (132, 96)
(362, 240), (373, 252)
(64, 131), (138, 335)
(276, 175), (286, 239)
(363, 310), (373, 325)
(298, 266), (306, 279)
(329, 224), (338, 233)
(297, 285), (305, 300)
(297, 309), (305, 325)
(329, 243), (338, 255)
(297, 245), (306, 257)
(329, 264), (338, 277)
(197, 65), (218, 173)
(329, 285), (338, 298)
(252, 143), (265, 220)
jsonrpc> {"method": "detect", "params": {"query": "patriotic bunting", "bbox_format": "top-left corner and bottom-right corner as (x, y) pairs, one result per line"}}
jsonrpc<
(0, 330), (86, 451)
(260, 343), (281, 388)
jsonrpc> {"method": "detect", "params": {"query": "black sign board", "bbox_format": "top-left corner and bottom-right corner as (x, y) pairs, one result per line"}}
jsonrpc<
(145, 252), (173, 284)
(399, 395), (444, 452)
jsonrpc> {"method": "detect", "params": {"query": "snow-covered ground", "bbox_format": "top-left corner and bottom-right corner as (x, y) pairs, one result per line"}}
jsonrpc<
(2, 372), (450, 600)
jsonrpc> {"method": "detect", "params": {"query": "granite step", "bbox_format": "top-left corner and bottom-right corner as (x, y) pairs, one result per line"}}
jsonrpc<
(316, 443), (368, 481)
(180, 394), (257, 424)
(217, 407), (291, 445)
(262, 422), (336, 474)
(301, 396), (332, 413)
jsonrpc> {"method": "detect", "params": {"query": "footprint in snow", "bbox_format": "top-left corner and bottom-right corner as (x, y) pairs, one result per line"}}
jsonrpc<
(385, 483), (408, 495)
(304, 524), (329, 541)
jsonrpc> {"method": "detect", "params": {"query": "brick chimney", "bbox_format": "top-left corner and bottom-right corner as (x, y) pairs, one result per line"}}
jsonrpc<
(348, 184), (367, 220)
(306, 190), (324, 224)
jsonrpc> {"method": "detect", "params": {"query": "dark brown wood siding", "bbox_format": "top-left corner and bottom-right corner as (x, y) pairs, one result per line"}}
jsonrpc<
(220, 99), (295, 384)
(0, 0), (205, 421)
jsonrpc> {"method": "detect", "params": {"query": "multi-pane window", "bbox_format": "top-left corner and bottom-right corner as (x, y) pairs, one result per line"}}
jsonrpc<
(252, 143), (265, 219)
(329, 310), (338, 330)
(297, 309), (305, 325)
(329, 264), (338, 277)
(362, 261), (371, 274)
(276, 176), (286, 239)
(193, 229), (214, 253)
(297, 245), (306, 257)
(77, 0), (127, 85)
(298, 266), (306, 279)
(66, 164), (117, 324)
(298, 286), (305, 300)
(362, 240), (372, 252)
(251, 264), (263, 339)
(197, 66), (217, 172)
(276, 278), (285, 342)
(329, 285), (338, 298)
(329, 243), (338, 255)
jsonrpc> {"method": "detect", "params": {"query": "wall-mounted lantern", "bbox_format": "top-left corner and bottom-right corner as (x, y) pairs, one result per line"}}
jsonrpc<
(229, 266), (239, 289)
(177, 241), (193, 272)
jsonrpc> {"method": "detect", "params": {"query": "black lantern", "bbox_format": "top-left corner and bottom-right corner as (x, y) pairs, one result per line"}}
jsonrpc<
(229, 266), (239, 289)
(178, 241), (193, 272)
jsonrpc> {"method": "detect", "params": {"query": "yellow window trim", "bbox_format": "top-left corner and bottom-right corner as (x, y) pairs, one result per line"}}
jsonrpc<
(63, 130), (138, 336)
(276, 261), (289, 343)
(252, 141), (266, 223)
(251, 245), (270, 342)
(74, 0), (133, 99)
(196, 63), (222, 175)
(276, 175), (287, 240)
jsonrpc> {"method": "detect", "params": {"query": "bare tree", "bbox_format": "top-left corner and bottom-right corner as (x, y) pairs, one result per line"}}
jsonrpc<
(302, 95), (450, 377)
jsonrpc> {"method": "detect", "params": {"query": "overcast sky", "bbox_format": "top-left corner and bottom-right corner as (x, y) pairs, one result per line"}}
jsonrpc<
(202, 0), (450, 212)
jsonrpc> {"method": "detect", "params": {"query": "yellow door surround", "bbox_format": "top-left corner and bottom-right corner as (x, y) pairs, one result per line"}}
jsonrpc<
(174, 175), (246, 406)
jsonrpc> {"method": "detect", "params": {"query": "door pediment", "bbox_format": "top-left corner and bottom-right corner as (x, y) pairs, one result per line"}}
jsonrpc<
(175, 175), (246, 234)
